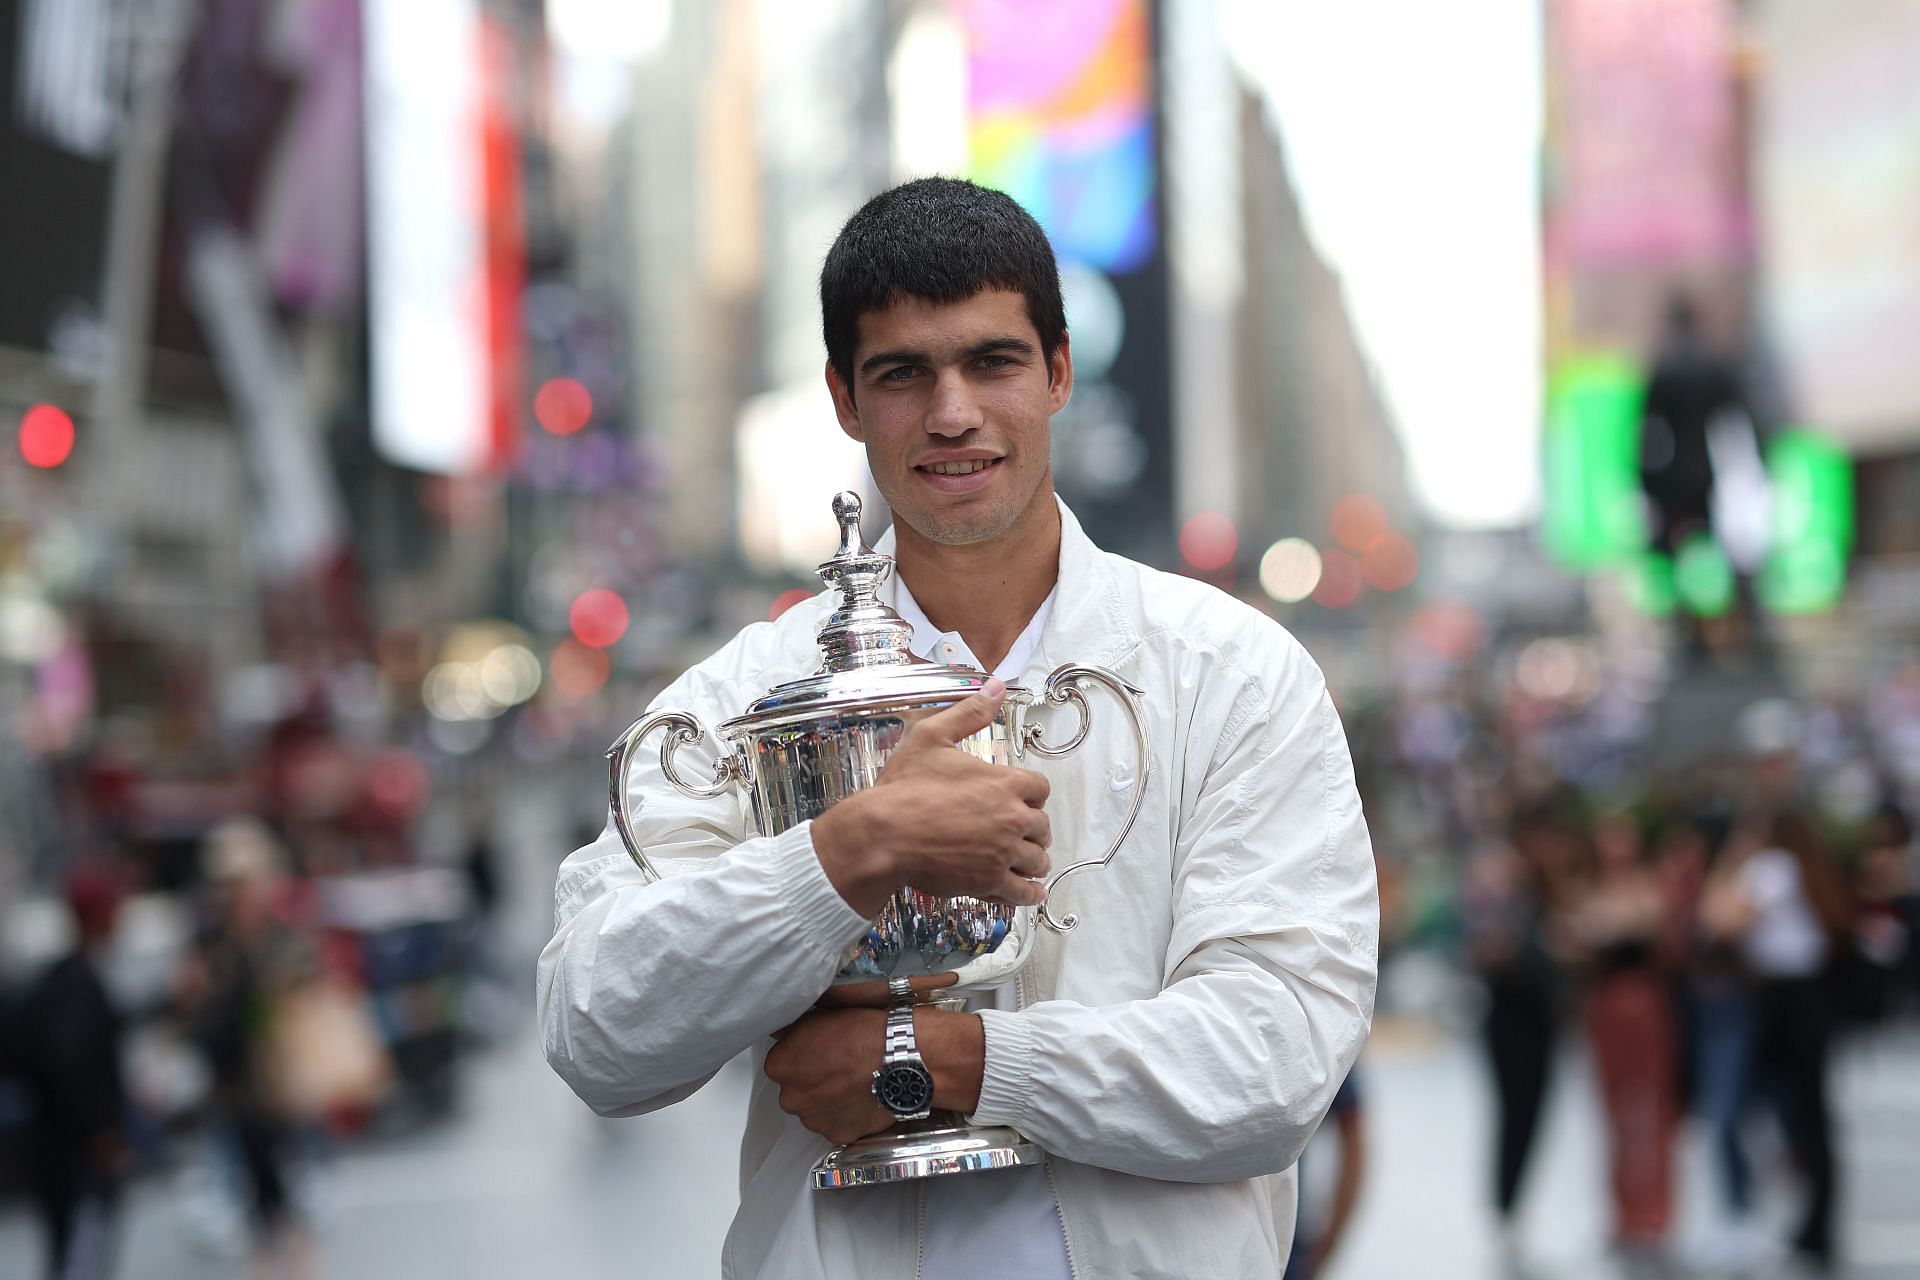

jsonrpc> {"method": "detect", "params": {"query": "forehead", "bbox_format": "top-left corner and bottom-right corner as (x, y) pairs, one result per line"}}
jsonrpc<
(852, 288), (1035, 357)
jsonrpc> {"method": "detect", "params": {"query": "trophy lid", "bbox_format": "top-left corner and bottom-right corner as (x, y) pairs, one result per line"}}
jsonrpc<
(724, 492), (1021, 733)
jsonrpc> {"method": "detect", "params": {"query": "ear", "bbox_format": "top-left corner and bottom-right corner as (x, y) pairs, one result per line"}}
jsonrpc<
(1046, 334), (1074, 415)
(826, 359), (863, 442)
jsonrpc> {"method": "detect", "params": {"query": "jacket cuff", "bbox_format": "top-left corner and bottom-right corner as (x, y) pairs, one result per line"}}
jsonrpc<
(774, 820), (874, 956)
(966, 1007), (1037, 1130)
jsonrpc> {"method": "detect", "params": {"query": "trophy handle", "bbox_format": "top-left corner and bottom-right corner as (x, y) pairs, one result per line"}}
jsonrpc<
(1022, 664), (1149, 933)
(605, 708), (745, 883)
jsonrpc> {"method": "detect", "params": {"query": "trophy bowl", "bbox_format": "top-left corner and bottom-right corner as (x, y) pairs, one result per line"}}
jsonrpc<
(604, 492), (1147, 1185)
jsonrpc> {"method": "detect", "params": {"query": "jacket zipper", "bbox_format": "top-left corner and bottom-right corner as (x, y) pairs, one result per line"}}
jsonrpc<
(1014, 964), (1078, 1278)
(1044, 1158), (1079, 1280)
(913, 1178), (927, 1280)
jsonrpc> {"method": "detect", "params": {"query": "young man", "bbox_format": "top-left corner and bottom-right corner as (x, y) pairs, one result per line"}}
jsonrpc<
(540, 177), (1378, 1277)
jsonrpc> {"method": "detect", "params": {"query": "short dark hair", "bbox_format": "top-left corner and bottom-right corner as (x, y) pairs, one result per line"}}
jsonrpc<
(820, 177), (1067, 390)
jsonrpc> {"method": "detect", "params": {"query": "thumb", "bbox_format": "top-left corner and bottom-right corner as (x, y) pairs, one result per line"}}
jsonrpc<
(918, 677), (1007, 745)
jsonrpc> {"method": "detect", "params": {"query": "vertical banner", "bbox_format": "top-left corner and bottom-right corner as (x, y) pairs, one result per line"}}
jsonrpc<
(363, 0), (521, 475)
(952, 0), (1171, 560)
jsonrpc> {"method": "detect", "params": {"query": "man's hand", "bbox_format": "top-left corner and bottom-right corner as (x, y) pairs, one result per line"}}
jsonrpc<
(813, 678), (1052, 917)
(765, 1006), (986, 1145)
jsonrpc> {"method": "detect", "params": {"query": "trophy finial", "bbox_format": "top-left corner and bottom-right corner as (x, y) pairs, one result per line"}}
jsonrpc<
(814, 492), (917, 671)
(832, 491), (865, 558)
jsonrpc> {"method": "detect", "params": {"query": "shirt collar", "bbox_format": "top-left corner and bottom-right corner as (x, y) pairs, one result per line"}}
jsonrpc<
(892, 571), (1055, 682)
(873, 495), (1135, 675)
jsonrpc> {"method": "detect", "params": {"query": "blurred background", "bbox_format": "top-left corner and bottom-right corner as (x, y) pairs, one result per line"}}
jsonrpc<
(1, 0), (1916, 1276)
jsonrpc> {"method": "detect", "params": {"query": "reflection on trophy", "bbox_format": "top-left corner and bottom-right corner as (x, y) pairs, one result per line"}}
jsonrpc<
(605, 492), (1148, 1189)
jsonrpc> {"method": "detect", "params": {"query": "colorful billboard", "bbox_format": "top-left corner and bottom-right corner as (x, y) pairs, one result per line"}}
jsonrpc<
(954, 0), (1156, 275)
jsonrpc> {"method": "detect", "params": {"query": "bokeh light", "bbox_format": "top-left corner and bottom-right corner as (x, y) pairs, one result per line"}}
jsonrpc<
(365, 748), (432, 818)
(1258, 538), (1323, 604)
(568, 588), (629, 648)
(18, 404), (75, 468)
(535, 376), (594, 435)
(769, 588), (815, 621)
(1179, 512), (1238, 572)
(1312, 547), (1364, 608)
(1329, 494), (1390, 551)
(549, 638), (611, 698)
(1361, 533), (1421, 592)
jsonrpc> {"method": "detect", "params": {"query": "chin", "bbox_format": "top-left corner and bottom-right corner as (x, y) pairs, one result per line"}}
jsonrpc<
(910, 514), (1006, 548)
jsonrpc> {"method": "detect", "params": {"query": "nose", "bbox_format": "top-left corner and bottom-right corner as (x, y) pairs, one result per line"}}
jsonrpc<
(925, 370), (982, 438)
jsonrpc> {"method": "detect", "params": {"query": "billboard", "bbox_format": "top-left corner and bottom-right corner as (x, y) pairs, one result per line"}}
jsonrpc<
(952, 0), (1171, 560)
(1756, 0), (1920, 451)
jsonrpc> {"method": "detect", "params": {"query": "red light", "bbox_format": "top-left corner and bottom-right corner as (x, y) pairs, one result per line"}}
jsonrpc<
(1313, 548), (1364, 608)
(550, 639), (610, 698)
(1329, 495), (1389, 552)
(366, 749), (431, 819)
(568, 588), (629, 648)
(19, 404), (75, 468)
(1361, 533), (1420, 592)
(769, 588), (815, 621)
(535, 377), (593, 435)
(1179, 513), (1238, 572)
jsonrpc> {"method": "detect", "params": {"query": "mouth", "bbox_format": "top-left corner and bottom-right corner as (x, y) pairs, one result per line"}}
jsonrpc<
(916, 459), (998, 476)
(913, 456), (1003, 493)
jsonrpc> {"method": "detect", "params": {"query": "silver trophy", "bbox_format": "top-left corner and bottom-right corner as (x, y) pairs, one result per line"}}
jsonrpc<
(606, 491), (1147, 1189)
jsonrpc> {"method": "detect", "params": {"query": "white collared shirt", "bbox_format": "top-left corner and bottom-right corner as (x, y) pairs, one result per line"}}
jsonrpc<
(892, 574), (1071, 1280)
(890, 574), (1056, 684)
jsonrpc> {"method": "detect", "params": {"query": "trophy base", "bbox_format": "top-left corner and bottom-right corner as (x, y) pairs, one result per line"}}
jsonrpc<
(810, 1113), (1042, 1190)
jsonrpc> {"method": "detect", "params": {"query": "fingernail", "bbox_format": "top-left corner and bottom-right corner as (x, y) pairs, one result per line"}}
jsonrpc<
(983, 677), (1005, 699)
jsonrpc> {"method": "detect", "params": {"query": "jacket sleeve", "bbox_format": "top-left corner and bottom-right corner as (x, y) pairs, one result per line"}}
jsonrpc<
(967, 645), (1379, 1182)
(536, 640), (872, 1118)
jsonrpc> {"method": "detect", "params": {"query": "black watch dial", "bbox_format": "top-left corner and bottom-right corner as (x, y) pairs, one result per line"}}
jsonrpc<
(875, 1062), (935, 1115)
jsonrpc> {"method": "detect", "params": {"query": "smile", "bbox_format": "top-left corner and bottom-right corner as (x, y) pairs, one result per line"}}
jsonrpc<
(913, 457), (1002, 492)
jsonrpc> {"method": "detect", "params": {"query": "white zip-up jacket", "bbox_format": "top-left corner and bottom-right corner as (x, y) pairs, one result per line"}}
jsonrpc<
(539, 501), (1379, 1278)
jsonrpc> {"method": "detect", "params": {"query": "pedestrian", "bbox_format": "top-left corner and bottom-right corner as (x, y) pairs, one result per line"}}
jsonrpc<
(1281, 1068), (1367, 1280)
(1570, 811), (1678, 1270)
(1716, 808), (1850, 1270)
(539, 176), (1380, 1277)
(1694, 816), (1766, 1266)
(175, 820), (320, 1280)
(15, 859), (131, 1280)
(1464, 791), (1577, 1269)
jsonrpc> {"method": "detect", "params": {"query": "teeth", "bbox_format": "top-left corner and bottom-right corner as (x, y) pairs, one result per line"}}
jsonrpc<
(926, 460), (990, 475)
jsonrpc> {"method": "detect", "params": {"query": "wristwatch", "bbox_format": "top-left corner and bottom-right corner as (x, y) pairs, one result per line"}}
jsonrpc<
(870, 977), (935, 1122)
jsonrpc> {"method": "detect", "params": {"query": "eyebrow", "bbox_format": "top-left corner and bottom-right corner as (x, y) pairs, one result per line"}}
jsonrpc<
(858, 336), (1037, 378)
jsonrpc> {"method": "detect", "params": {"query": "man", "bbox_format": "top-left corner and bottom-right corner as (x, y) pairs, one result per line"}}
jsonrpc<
(540, 177), (1378, 1277)
(16, 860), (130, 1280)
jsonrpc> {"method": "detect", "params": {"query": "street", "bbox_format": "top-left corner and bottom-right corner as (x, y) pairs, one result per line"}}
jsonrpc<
(3, 777), (1917, 1279)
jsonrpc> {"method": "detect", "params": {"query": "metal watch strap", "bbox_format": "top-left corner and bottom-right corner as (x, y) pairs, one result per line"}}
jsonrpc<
(881, 1002), (919, 1064)
(887, 976), (914, 1010)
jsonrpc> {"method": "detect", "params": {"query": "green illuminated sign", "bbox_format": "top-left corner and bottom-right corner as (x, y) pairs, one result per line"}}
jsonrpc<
(1760, 430), (1852, 614)
(1542, 354), (1646, 571)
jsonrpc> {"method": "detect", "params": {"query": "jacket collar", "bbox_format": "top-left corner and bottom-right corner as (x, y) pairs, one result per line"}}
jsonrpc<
(872, 495), (1136, 680)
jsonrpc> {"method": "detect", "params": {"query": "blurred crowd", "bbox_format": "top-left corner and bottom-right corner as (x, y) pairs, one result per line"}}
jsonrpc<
(1343, 627), (1920, 1278)
(1, 810), (506, 1279)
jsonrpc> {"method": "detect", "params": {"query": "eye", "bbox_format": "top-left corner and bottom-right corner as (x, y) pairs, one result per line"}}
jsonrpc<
(879, 365), (919, 383)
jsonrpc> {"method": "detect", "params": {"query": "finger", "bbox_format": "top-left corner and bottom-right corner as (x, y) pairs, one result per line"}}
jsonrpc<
(1009, 766), (1051, 807)
(980, 873), (1045, 908)
(1022, 809), (1052, 854)
(913, 678), (1007, 746)
(1005, 874), (1048, 907)
(1011, 836), (1051, 880)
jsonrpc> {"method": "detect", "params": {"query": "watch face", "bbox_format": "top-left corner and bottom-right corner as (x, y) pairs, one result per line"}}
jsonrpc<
(874, 1062), (935, 1116)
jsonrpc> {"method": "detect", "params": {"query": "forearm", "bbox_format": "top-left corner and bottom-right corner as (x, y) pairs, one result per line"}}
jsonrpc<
(539, 821), (871, 1115)
(970, 954), (1372, 1181)
(921, 1008), (985, 1114)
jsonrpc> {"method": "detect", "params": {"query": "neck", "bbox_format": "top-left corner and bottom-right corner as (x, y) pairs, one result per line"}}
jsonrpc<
(894, 492), (1061, 674)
